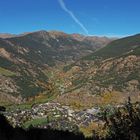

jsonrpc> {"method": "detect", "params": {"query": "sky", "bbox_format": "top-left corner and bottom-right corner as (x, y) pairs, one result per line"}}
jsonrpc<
(0, 0), (140, 37)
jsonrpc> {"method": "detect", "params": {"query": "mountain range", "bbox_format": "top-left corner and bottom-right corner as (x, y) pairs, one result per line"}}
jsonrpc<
(56, 34), (140, 108)
(0, 31), (140, 107)
(0, 30), (112, 104)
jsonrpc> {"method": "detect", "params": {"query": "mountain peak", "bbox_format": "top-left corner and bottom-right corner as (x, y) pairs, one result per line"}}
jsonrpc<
(48, 30), (69, 37)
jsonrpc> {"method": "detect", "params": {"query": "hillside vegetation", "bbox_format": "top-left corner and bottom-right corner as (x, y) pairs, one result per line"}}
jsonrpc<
(56, 34), (140, 107)
(0, 30), (112, 104)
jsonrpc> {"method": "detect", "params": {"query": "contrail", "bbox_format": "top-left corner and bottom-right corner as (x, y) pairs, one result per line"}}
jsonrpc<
(58, 0), (89, 35)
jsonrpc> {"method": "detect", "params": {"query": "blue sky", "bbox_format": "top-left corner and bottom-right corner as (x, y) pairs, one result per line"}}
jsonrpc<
(0, 0), (140, 37)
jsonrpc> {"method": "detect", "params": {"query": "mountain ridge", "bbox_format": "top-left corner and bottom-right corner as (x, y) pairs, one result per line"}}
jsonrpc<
(0, 30), (113, 104)
(0, 31), (139, 107)
(55, 34), (140, 107)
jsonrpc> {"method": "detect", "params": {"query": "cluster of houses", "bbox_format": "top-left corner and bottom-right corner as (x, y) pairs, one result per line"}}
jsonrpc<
(3, 102), (100, 131)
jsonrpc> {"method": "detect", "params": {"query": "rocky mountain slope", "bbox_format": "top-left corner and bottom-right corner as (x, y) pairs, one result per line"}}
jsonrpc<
(0, 30), (112, 104)
(55, 34), (140, 107)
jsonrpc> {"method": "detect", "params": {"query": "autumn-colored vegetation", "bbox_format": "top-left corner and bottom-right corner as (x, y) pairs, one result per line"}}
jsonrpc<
(91, 98), (140, 140)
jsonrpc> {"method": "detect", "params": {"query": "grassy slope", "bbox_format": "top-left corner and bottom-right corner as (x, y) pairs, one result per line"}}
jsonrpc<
(0, 67), (16, 76)
(23, 118), (48, 128)
(85, 34), (140, 60)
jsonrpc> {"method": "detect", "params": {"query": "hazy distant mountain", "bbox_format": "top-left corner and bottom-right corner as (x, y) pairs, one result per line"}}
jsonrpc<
(0, 30), (112, 104)
(0, 33), (16, 38)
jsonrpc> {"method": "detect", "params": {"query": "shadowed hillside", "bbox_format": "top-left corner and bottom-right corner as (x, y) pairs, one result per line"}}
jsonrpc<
(0, 113), (90, 140)
(1, 99), (140, 140)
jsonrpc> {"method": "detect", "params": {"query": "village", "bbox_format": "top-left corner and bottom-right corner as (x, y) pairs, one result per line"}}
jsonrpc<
(3, 102), (100, 132)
